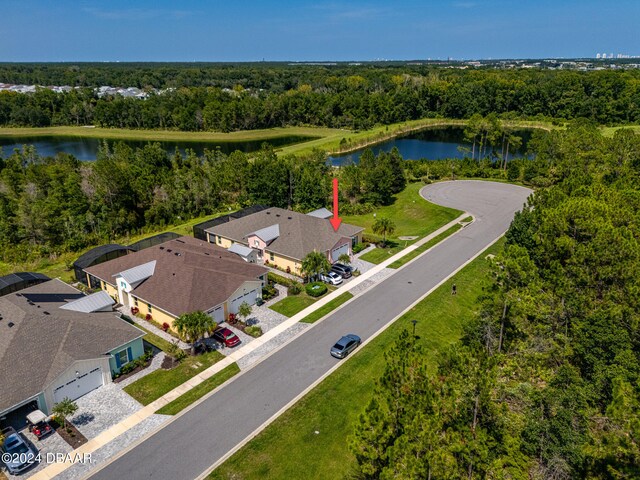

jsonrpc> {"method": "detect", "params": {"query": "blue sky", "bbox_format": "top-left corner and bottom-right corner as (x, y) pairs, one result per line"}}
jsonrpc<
(3, 0), (639, 61)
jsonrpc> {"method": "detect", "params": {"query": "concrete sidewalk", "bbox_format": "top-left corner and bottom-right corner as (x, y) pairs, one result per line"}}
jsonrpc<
(30, 212), (469, 480)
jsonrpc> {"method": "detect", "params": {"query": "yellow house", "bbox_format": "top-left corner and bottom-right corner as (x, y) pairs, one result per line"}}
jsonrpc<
(84, 236), (267, 329)
(205, 207), (364, 276)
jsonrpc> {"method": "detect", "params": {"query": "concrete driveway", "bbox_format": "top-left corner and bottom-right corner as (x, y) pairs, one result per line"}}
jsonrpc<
(89, 181), (532, 480)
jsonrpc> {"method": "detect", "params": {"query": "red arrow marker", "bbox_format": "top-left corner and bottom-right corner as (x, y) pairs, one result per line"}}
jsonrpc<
(330, 177), (342, 232)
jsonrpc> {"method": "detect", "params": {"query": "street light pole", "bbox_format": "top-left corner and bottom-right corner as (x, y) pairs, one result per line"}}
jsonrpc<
(411, 319), (418, 337)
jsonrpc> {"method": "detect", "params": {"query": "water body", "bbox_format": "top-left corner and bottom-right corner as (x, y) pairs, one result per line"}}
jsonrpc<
(0, 134), (316, 161)
(329, 127), (532, 166)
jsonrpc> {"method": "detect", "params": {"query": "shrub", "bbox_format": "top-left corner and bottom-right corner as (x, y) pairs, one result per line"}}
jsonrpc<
(162, 322), (170, 332)
(262, 284), (278, 300)
(228, 313), (237, 324)
(268, 272), (297, 287)
(352, 243), (368, 254)
(245, 325), (263, 338)
(119, 362), (137, 375)
(306, 281), (328, 297)
(286, 266), (291, 273)
(288, 282), (303, 295)
(145, 313), (153, 321)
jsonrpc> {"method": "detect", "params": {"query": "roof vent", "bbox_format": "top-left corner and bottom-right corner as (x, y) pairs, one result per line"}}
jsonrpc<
(174, 252), (181, 256)
(176, 239), (185, 244)
(288, 216), (292, 220)
(204, 252), (210, 256)
(266, 212), (271, 214)
(276, 214), (280, 217)
(159, 246), (165, 250)
(167, 249), (172, 252)
(8, 322), (14, 328)
(15, 293), (22, 297)
(43, 311), (50, 315)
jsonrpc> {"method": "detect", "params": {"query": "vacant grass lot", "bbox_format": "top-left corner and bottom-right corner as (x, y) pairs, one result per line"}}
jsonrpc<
(210, 239), (503, 480)
(156, 363), (240, 415)
(124, 350), (224, 405)
(343, 182), (461, 264)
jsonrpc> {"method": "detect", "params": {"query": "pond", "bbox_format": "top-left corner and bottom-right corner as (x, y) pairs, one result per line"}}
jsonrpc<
(329, 127), (533, 166)
(0, 134), (317, 161)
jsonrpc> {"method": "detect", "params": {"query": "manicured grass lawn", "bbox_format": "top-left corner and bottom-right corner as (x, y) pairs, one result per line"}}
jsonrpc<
(270, 295), (318, 317)
(129, 322), (176, 353)
(388, 223), (463, 269)
(123, 350), (224, 406)
(343, 182), (461, 264)
(155, 363), (240, 415)
(209, 239), (504, 480)
(300, 292), (353, 323)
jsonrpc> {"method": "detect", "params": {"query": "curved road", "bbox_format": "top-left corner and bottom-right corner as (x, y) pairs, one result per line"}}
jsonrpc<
(89, 181), (531, 480)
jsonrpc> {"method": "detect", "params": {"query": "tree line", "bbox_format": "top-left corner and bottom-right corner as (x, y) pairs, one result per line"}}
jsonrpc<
(1, 66), (640, 130)
(350, 124), (640, 479)
(0, 142), (405, 265)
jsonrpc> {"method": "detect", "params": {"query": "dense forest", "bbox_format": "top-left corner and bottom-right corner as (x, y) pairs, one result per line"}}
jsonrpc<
(1, 65), (640, 129)
(350, 124), (640, 479)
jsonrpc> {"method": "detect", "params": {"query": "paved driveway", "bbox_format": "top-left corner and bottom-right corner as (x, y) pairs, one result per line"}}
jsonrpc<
(89, 181), (532, 480)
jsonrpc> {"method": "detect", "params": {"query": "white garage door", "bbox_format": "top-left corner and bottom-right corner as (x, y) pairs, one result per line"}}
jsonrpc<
(331, 243), (350, 262)
(229, 288), (259, 314)
(53, 367), (103, 404)
(208, 305), (224, 323)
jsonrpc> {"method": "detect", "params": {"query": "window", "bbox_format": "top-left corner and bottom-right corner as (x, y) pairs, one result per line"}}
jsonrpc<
(270, 252), (274, 261)
(217, 236), (222, 244)
(254, 239), (259, 247)
(352, 236), (358, 247)
(117, 349), (129, 366)
(134, 298), (138, 307)
(147, 303), (153, 314)
(101, 281), (106, 290)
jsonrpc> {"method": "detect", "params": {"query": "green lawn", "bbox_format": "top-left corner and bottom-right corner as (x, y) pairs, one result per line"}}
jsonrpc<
(209, 239), (504, 480)
(388, 223), (463, 269)
(300, 292), (354, 324)
(343, 182), (461, 264)
(131, 322), (176, 353)
(123, 350), (224, 405)
(155, 363), (240, 415)
(270, 295), (318, 317)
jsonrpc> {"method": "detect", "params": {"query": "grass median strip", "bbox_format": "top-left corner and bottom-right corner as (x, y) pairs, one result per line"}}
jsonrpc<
(388, 223), (463, 269)
(124, 350), (224, 405)
(300, 292), (353, 324)
(155, 363), (240, 415)
(209, 239), (503, 480)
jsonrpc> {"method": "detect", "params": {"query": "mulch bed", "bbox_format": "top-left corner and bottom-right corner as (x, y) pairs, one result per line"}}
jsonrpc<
(50, 419), (88, 449)
(113, 358), (152, 383)
(161, 356), (180, 370)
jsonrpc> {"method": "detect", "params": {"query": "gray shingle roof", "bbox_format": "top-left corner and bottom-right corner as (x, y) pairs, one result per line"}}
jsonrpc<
(0, 279), (144, 412)
(208, 208), (364, 262)
(85, 237), (267, 316)
(306, 207), (333, 219)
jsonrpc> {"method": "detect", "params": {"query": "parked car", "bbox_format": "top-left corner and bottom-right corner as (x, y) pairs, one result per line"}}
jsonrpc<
(331, 263), (352, 278)
(0, 427), (38, 474)
(26, 410), (53, 440)
(213, 327), (241, 347)
(330, 334), (361, 359)
(319, 271), (343, 285)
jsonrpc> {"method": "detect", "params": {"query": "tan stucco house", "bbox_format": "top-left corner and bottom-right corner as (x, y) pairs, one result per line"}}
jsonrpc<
(205, 207), (364, 276)
(84, 236), (268, 328)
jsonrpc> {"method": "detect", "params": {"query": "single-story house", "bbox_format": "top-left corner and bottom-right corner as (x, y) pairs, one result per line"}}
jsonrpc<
(84, 236), (268, 328)
(0, 279), (145, 423)
(205, 207), (364, 276)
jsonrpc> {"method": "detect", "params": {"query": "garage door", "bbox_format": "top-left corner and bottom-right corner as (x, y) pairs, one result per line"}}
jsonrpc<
(208, 305), (224, 323)
(331, 243), (350, 262)
(53, 367), (103, 404)
(229, 288), (259, 314)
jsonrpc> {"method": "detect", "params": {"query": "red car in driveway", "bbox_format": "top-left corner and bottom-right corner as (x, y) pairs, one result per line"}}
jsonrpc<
(213, 327), (241, 347)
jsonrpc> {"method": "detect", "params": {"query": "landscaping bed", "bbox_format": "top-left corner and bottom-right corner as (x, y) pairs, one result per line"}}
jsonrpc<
(50, 418), (88, 449)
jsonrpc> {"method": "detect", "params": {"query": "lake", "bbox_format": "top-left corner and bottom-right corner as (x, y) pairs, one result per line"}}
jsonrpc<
(329, 127), (532, 166)
(0, 134), (316, 161)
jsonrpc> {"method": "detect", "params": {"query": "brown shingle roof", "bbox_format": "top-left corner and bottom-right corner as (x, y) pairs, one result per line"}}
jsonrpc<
(207, 208), (364, 261)
(85, 236), (267, 316)
(0, 279), (144, 412)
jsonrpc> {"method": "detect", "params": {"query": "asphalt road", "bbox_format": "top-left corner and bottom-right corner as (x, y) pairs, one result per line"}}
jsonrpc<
(88, 180), (532, 480)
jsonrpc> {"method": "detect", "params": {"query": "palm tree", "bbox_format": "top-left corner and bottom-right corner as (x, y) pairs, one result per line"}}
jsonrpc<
(338, 252), (351, 265)
(301, 250), (331, 281)
(174, 311), (216, 355)
(372, 217), (396, 247)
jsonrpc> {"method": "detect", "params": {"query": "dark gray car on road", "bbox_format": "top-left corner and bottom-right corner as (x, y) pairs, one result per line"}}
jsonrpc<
(330, 334), (361, 359)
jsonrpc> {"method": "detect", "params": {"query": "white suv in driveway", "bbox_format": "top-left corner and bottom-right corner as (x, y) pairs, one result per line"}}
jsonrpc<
(319, 271), (343, 285)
